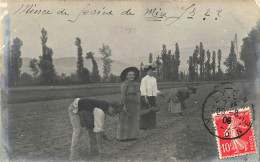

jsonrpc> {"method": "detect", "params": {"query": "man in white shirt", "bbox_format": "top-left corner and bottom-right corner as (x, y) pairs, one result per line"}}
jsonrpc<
(139, 64), (162, 129)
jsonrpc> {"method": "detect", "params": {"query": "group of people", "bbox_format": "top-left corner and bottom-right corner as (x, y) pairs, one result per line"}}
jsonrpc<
(68, 64), (196, 161)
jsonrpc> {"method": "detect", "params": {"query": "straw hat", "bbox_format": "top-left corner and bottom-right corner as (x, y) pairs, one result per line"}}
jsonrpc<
(143, 63), (157, 72)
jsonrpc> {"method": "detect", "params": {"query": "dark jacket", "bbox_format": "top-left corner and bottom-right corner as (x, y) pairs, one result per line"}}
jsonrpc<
(78, 98), (109, 113)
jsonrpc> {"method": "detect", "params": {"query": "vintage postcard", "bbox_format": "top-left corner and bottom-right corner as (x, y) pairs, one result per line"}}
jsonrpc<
(0, 0), (259, 161)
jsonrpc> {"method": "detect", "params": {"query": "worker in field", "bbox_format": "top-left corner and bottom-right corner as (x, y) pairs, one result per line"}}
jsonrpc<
(167, 87), (197, 116)
(68, 98), (122, 161)
(139, 63), (163, 129)
(117, 67), (140, 141)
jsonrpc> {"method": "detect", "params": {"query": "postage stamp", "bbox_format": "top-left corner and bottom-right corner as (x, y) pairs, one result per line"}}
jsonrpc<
(212, 107), (257, 159)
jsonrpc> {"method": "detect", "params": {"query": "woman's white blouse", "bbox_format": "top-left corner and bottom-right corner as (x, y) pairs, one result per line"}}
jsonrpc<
(140, 75), (160, 96)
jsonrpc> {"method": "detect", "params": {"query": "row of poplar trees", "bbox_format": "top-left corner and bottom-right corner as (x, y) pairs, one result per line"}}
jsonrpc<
(8, 21), (259, 86)
(187, 42), (224, 81)
(140, 43), (180, 82)
(140, 20), (259, 82)
(8, 28), (114, 86)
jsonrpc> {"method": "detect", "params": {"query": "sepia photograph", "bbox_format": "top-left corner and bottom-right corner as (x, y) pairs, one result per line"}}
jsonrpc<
(1, 0), (259, 161)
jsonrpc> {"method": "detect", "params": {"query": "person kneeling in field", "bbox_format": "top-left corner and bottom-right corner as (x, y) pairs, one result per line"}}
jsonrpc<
(167, 87), (197, 116)
(68, 98), (122, 161)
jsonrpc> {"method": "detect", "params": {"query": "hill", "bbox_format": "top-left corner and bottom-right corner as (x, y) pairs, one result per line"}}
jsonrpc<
(21, 47), (230, 76)
(21, 57), (132, 76)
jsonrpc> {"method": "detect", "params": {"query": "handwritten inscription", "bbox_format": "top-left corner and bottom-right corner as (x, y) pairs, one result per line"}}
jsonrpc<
(11, 3), (223, 26)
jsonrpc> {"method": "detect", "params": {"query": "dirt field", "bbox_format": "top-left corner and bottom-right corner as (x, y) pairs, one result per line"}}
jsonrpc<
(4, 82), (258, 161)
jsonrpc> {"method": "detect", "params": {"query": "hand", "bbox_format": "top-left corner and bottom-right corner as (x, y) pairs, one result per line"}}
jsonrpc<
(151, 107), (160, 112)
(144, 96), (149, 103)
(158, 92), (164, 97)
(123, 107), (129, 116)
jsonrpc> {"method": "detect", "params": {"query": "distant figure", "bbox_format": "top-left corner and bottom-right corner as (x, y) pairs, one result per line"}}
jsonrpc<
(68, 98), (121, 161)
(168, 87), (197, 116)
(139, 64), (162, 129)
(117, 67), (140, 141)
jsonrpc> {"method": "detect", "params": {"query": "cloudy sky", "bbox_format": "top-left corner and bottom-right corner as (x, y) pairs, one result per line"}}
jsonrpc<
(5, 0), (260, 64)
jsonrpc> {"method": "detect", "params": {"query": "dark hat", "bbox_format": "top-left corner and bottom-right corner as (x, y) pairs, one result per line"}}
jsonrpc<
(144, 64), (157, 72)
(120, 67), (140, 81)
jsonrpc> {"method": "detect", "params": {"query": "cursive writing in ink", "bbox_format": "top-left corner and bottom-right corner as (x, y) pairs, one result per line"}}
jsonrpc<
(12, 4), (52, 15)
(164, 3), (195, 26)
(68, 4), (113, 23)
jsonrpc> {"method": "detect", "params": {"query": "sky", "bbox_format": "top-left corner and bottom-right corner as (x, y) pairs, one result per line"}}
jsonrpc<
(4, 0), (260, 64)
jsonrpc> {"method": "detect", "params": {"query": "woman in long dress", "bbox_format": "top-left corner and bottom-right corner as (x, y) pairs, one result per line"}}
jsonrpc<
(117, 67), (140, 141)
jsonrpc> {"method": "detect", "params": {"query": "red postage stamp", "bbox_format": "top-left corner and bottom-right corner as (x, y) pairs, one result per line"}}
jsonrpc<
(212, 107), (257, 159)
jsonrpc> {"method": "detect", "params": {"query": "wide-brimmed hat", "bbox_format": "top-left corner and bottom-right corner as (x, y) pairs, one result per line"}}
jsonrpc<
(144, 64), (156, 72)
(120, 67), (140, 81)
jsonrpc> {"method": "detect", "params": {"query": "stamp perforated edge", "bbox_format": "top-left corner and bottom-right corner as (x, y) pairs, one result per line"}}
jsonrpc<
(212, 106), (258, 159)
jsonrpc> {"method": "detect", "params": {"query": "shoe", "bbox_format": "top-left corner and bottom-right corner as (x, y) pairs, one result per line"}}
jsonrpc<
(88, 148), (99, 157)
(102, 132), (108, 140)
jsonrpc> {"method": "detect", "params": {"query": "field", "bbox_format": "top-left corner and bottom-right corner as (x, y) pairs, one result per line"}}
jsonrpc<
(6, 82), (203, 104)
(4, 81), (259, 161)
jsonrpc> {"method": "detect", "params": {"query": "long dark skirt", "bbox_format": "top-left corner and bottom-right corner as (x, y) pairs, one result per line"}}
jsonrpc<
(139, 96), (156, 129)
(117, 94), (139, 140)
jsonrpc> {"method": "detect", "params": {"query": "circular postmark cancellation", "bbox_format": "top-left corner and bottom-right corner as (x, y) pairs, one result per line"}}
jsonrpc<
(202, 82), (255, 140)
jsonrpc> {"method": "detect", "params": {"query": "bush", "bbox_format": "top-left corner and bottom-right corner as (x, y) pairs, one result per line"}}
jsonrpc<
(18, 73), (34, 86)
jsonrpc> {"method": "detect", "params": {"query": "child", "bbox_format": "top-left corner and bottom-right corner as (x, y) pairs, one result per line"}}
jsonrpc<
(68, 98), (122, 161)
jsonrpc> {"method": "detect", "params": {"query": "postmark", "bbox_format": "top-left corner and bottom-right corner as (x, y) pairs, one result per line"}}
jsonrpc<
(202, 82), (255, 139)
(212, 107), (257, 159)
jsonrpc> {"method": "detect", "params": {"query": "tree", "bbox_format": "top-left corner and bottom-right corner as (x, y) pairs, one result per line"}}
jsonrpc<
(161, 44), (168, 81)
(205, 50), (211, 80)
(99, 43), (113, 82)
(29, 58), (39, 83)
(179, 71), (184, 81)
(80, 68), (91, 83)
(149, 53), (153, 63)
(188, 56), (195, 81)
(109, 73), (120, 83)
(86, 52), (101, 82)
(211, 51), (216, 79)
(174, 43), (180, 81)
(199, 42), (205, 80)
(167, 50), (173, 81)
(19, 73), (34, 86)
(38, 28), (56, 85)
(171, 51), (176, 81)
(9, 38), (23, 87)
(140, 62), (145, 79)
(75, 38), (85, 83)
(192, 46), (199, 80)
(155, 55), (161, 81)
(216, 49), (223, 79)
(224, 41), (244, 79)
(240, 21), (259, 78)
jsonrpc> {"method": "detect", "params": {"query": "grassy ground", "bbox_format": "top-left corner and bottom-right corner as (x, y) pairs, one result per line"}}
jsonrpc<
(6, 82), (208, 104)
(4, 82), (258, 161)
